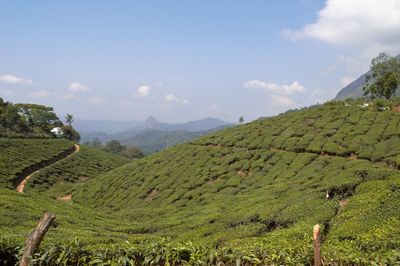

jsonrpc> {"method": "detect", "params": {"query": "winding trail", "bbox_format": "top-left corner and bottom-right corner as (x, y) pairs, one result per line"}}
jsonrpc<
(16, 144), (80, 193)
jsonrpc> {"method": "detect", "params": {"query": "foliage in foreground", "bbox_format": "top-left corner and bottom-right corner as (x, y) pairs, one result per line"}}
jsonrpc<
(1, 236), (400, 266)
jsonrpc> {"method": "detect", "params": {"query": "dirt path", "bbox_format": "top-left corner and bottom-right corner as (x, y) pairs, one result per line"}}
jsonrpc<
(16, 144), (80, 193)
(59, 194), (72, 201)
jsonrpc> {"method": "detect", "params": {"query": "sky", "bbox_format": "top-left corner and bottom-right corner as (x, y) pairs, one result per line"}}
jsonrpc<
(0, 0), (399, 123)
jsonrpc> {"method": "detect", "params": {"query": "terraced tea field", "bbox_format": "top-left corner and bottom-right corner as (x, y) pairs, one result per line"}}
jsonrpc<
(0, 139), (75, 189)
(24, 145), (130, 197)
(71, 100), (400, 263)
(196, 101), (400, 166)
(1, 100), (400, 264)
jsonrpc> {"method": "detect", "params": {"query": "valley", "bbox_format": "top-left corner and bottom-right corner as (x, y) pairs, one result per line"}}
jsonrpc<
(79, 116), (233, 155)
(2, 1), (400, 264)
(1, 99), (400, 264)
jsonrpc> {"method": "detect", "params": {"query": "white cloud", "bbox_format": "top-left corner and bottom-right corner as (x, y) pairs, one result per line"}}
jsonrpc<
(88, 96), (106, 104)
(271, 95), (295, 107)
(0, 75), (33, 85)
(340, 76), (355, 87)
(31, 90), (51, 98)
(59, 93), (76, 100)
(133, 85), (152, 98)
(281, 0), (400, 53)
(164, 94), (189, 105)
(31, 90), (76, 100)
(244, 80), (305, 95)
(68, 82), (90, 92)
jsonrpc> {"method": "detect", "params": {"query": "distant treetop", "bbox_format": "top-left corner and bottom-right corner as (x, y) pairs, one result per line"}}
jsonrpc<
(0, 97), (79, 141)
(363, 53), (400, 100)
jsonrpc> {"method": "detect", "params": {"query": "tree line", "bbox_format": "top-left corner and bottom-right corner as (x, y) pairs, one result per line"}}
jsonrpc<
(0, 98), (80, 141)
(84, 138), (144, 159)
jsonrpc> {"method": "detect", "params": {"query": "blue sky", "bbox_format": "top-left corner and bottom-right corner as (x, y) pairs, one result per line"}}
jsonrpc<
(1, 0), (399, 123)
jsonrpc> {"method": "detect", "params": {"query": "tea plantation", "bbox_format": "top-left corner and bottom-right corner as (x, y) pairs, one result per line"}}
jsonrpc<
(1, 99), (400, 265)
(24, 145), (130, 197)
(0, 139), (75, 188)
(195, 100), (400, 165)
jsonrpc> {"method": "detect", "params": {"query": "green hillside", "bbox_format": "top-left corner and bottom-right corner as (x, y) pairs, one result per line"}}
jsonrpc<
(0, 139), (136, 264)
(24, 145), (130, 197)
(196, 100), (400, 164)
(71, 99), (400, 263)
(0, 139), (75, 188)
(1, 99), (400, 264)
(118, 129), (209, 154)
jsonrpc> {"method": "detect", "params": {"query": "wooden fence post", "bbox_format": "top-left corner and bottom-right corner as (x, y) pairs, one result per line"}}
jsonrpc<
(20, 212), (56, 266)
(313, 224), (322, 266)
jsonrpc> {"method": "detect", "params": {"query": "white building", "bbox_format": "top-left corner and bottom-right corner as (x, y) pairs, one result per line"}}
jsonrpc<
(51, 127), (64, 137)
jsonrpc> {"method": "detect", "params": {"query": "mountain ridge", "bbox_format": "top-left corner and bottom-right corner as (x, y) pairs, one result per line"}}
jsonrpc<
(125, 116), (233, 132)
(76, 116), (232, 134)
(79, 116), (234, 153)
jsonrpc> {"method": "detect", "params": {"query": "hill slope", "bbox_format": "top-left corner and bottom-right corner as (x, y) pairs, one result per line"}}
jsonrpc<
(0, 139), (75, 189)
(335, 71), (370, 100)
(0, 139), (138, 264)
(72, 99), (400, 262)
(1, 100), (400, 264)
(0, 139), (130, 196)
(116, 127), (231, 154)
(25, 145), (131, 197)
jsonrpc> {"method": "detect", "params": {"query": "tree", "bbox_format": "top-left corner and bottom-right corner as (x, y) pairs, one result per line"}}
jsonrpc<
(84, 138), (103, 148)
(238, 116), (244, 124)
(103, 139), (124, 154)
(0, 98), (27, 135)
(61, 125), (80, 142)
(119, 145), (144, 159)
(363, 53), (400, 99)
(65, 114), (74, 127)
(15, 104), (62, 129)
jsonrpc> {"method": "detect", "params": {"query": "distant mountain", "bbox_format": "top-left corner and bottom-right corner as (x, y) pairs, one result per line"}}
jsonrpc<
(74, 119), (140, 134)
(126, 116), (232, 132)
(79, 116), (234, 154)
(335, 54), (400, 100)
(79, 131), (112, 143)
(118, 129), (209, 154)
(177, 117), (231, 132)
(335, 71), (370, 100)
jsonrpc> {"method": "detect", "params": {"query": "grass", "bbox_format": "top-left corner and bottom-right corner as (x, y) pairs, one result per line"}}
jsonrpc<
(1, 99), (400, 264)
(195, 99), (400, 167)
(25, 145), (131, 197)
(0, 139), (74, 188)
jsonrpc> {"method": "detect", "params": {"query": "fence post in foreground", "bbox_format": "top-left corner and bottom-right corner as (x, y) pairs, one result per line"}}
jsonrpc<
(20, 212), (56, 266)
(313, 224), (322, 266)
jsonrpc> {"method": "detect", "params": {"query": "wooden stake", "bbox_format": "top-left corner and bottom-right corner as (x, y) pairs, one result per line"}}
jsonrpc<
(20, 213), (56, 266)
(313, 224), (322, 266)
